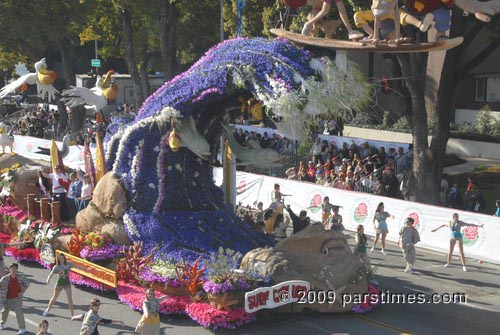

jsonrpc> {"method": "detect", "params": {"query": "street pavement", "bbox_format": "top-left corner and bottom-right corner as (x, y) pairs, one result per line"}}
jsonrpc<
(2, 233), (499, 335)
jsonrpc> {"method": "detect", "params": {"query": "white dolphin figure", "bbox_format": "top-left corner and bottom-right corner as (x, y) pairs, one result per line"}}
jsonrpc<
(0, 59), (59, 102)
(176, 116), (211, 160)
(221, 124), (283, 169)
(61, 70), (118, 111)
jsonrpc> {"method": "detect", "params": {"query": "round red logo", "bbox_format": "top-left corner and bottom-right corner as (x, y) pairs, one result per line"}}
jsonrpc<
(463, 225), (479, 246)
(237, 180), (246, 194)
(354, 202), (368, 223)
(408, 212), (419, 228)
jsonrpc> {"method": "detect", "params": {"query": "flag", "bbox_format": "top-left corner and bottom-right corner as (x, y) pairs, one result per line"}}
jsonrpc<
(49, 139), (64, 172)
(95, 132), (107, 182)
(84, 141), (97, 187)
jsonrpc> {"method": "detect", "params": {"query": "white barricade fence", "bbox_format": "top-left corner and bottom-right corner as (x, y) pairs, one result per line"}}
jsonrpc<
(214, 168), (500, 265)
(12, 135), (96, 171)
(231, 124), (410, 152)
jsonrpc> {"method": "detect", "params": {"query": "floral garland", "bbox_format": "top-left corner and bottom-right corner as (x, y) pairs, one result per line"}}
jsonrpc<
(79, 244), (123, 261)
(0, 204), (28, 222)
(352, 284), (381, 313)
(116, 281), (190, 315)
(186, 302), (256, 330)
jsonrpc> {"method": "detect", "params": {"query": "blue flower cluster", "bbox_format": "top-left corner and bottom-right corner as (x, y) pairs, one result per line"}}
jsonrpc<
(106, 38), (317, 263)
(125, 209), (274, 263)
(135, 37), (313, 120)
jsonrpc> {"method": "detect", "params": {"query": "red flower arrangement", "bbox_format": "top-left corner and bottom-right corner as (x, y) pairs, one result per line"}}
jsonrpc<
(115, 281), (190, 315)
(5, 246), (40, 262)
(186, 302), (256, 330)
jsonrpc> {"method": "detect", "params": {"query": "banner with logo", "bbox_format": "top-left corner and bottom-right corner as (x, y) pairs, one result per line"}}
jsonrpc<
(214, 168), (500, 264)
(12, 135), (96, 171)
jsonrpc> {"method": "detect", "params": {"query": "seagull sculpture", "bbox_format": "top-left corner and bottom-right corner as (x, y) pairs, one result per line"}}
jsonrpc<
(0, 59), (58, 102)
(61, 70), (118, 111)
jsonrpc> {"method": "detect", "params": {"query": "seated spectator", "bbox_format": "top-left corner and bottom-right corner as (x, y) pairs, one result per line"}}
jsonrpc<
(306, 161), (316, 182)
(315, 169), (326, 185)
(374, 178), (386, 196)
(260, 132), (271, 148)
(285, 167), (299, 180)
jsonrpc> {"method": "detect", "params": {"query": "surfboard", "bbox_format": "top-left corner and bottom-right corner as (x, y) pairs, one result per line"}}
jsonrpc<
(270, 28), (463, 53)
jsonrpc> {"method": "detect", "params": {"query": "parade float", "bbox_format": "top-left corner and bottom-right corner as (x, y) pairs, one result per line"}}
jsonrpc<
(0, 37), (378, 330)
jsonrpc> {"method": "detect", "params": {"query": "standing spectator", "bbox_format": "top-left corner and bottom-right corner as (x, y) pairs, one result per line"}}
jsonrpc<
(495, 200), (500, 217)
(432, 213), (484, 272)
(398, 217), (420, 274)
(464, 186), (475, 211)
(337, 117), (344, 136)
(254, 202), (265, 227)
(372, 202), (394, 254)
(36, 171), (51, 198)
(385, 168), (399, 198)
(340, 142), (349, 160)
(40, 165), (70, 221)
(0, 263), (30, 334)
(395, 147), (408, 172)
(447, 183), (461, 209)
(285, 205), (310, 234)
(135, 289), (169, 335)
(67, 172), (81, 221)
(72, 298), (124, 334)
(77, 175), (94, 211)
(328, 118), (339, 135)
(440, 177), (449, 206)
(310, 137), (322, 163)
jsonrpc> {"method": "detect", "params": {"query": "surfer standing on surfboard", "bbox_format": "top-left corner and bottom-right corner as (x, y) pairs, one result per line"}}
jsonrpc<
(284, 0), (364, 40)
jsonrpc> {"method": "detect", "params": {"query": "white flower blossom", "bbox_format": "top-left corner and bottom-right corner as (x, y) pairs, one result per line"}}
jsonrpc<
(123, 213), (140, 238)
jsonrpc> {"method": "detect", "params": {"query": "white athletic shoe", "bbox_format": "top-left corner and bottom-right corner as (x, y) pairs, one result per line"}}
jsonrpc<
(0, 323), (4, 330)
(443, 263), (449, 268)
(381, 249), (386, 255)
(18, 329), (26, 335)
(463, 266), (467, 272)
(43, 309), (49, 317)
(370, 247), (375, 252)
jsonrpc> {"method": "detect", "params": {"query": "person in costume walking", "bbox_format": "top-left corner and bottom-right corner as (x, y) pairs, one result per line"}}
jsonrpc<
(135, 289), (169, 335)
(44, 253), (86, 317)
